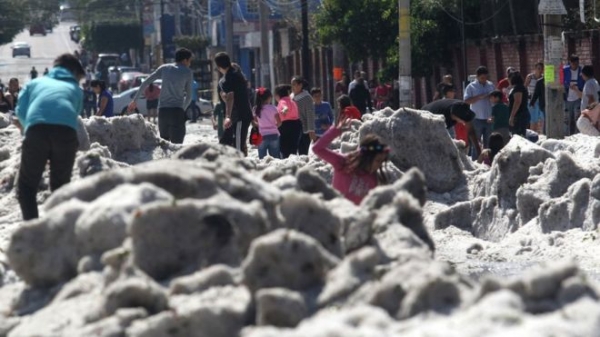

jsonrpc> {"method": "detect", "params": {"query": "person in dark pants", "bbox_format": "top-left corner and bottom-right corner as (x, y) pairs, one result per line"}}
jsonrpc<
(508, 72), (531, 137)
(14, 53), (85, 220)
(291, 76), (316, 155)
(129, 48), (194, 144)
(275, 84), (302, 158)
(214, 52), (253, 156)
(348, 78), (373, 115)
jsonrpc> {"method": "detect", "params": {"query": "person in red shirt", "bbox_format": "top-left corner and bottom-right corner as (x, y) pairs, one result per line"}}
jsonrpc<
(337, 94), (362, 120)
(497, 67), (516, 104)
(375, 80), (391, 109)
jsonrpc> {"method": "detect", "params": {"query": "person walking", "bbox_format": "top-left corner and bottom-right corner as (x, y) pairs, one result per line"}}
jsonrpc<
(433, 74), (454, 101)
(214, 52), (253, 155)
(30, 67), (38, 80)
(144, 82), (160, 123)
(374, 79), (391, 109)
(129, 48), (194, 144)
(253, 87), (281, 159)
(530, 75), (546, 134)
(525, 62), (544, 135)
(82, 85), (96, 118)
(563, 55), (585, 135)
(43, 68), (49, 76)
(108, 68), (119, 93)
(347, 70), (361, 94)
(349, 77), (373, 115)
(335, 74), (348, 101)
(311, 87), (334, 139)
(291, 76), (316, 155)
(464, 66), (495, 158)
(574, 65), (600, 112)
(275, 84), (301, 158)
(497, 66), (516, 104)
(91, 80), (114, 117)
(14, 53), (85, 220)
(187, 79), (200, 122)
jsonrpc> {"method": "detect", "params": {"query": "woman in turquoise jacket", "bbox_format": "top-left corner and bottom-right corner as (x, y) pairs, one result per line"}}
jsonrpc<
(15, 53), (85, 220)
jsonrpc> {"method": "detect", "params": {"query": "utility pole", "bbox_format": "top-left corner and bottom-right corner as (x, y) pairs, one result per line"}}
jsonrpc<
(398, 0), (411, 107)
(225, 0), (234, 56)
(539, 0), (567, 138)
(301, 0), (310, 83)
(460, 0), (467, 91)
(161, 0), (166, 63)
(259, 0), (271, 89)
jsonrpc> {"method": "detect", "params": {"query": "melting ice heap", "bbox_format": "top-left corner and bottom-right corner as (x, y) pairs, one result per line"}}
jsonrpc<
(1, 108), (600, 336)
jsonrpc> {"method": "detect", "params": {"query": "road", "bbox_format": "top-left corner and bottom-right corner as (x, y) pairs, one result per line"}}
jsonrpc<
(0, 22), (80, 86)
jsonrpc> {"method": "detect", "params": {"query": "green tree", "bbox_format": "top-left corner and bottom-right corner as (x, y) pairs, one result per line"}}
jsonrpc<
(317, 0), (484, 78)
(0, 0), (28, 45)
(316, 0), (399, 62)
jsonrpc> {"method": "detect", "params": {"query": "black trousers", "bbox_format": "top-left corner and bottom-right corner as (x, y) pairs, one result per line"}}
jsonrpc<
(158, 107), (186, 144)
(220, 119), (251, 155)
(278, 119), (303, 158)
(510, 112), (531, 137)
(298, 133), (312, 155)
(18, 124), (79, 220)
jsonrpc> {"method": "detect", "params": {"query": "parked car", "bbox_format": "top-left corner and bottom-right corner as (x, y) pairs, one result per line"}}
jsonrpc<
(108, 66), (141, 76)
(29, 23), (46, 36)
(11, 42), (31, 58)
(113, 80), (213, 116)
(69, 25), (80, 42)
(118, 71), (146, 93)
(94, 53), (121, 81)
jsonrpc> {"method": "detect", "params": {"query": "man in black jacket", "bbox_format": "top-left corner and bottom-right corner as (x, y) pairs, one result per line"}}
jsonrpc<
(349, 78), (372, 115)
(421, 98), (481, 158)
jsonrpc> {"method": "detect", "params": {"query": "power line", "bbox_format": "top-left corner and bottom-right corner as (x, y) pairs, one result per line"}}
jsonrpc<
(436, 0), (511, 25)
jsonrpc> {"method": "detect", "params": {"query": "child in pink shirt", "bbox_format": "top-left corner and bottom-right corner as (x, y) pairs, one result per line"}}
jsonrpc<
(253, 87), (282, 159)
(312, 117), (390, 204)
(275, 84), (302, 158)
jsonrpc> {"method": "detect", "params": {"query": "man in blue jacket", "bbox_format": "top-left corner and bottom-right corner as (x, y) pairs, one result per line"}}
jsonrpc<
(15, 53), (85, 220)
(563, 55), (585, 135)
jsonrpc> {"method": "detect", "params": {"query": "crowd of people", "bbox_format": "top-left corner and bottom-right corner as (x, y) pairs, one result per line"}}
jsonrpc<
(420, 56), (600, 164)
(11, 49), (600, 219)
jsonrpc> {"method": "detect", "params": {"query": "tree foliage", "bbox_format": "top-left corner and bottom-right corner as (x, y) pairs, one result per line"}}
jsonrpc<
(0, 0), (28, 45)
(174, 35), (210, 54)
(0, 0), (61, 45)
(316, 0), (399, 62)
(85, 20), (143, 53)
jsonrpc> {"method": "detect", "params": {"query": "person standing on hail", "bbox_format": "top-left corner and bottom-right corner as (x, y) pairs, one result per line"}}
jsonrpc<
(291, 76), (316, 155)
(128, 48), (193, 144)
(312, 116), (390, 205)
(464, 66), (495, 159)
(14, 53), (85, 220)
(214, 52), (253, 155)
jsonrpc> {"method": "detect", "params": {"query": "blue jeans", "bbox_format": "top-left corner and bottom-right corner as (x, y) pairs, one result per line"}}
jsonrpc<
(258, 134), (280, 159)
(564, 99), (581, 136)
(471, 118), (491, 159)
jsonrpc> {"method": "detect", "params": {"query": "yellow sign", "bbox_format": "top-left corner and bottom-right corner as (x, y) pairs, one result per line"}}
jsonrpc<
(545, 65), (555, 84)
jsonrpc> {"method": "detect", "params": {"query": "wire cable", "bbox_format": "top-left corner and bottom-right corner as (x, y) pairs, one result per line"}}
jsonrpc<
(435, 0), (511, 25)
